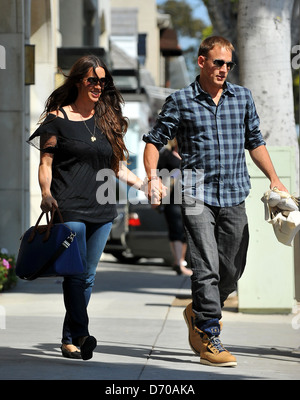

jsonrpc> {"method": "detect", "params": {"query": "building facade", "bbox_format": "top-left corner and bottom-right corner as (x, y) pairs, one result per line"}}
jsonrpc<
(0, 0), (188, 253)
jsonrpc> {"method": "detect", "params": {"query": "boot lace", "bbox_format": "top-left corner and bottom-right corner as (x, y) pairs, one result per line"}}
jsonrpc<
(209, 336), (225, 352)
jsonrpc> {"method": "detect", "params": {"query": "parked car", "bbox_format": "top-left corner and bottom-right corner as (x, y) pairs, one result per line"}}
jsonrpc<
(104, 202), (173, 265)
(103, 203), (128, 261)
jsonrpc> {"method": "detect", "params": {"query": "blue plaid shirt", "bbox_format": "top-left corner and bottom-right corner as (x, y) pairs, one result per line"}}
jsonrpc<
(143, 77), (266, 207)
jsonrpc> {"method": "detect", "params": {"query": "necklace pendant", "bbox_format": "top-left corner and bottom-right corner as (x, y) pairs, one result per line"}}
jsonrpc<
(91, 136), (96, 142)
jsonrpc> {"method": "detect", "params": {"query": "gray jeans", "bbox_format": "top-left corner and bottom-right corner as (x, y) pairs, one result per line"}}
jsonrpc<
(182, 201), (249, 327)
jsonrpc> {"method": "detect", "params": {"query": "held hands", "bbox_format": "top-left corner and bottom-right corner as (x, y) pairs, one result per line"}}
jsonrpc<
(141, 176), (167, 206)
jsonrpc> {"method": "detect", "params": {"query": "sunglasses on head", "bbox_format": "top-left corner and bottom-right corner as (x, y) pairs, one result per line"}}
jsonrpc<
(207, 58), (236, 71)
(85, 77), (107, 87)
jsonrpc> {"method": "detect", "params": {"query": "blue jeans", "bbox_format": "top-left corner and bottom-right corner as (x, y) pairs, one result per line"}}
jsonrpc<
(182, 202), (249, 332)
(61, 221), (112, 345)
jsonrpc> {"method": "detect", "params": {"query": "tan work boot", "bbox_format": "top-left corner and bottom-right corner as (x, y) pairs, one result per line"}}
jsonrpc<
(183, 302), (223, 355)
(195, 327), (237, 367)
(183, 302), (201, 354)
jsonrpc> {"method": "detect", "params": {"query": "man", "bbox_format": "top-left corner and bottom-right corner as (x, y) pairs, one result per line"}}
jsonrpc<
(143, 36), (287, 367)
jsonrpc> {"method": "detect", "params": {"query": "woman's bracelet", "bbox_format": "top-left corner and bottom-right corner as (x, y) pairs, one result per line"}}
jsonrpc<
(138, 176), (161, 192)
(147, 176), (160, 183)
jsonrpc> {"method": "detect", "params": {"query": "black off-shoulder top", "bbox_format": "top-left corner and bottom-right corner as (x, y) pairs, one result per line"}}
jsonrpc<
(28, 109), (117, 224)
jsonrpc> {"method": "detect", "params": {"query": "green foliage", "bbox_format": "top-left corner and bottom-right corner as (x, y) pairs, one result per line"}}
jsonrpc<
(158, 0), (211, 78)
(202, 25), (213, 39)
(158, 0), (206, 39)
(203, 0), (239, 7)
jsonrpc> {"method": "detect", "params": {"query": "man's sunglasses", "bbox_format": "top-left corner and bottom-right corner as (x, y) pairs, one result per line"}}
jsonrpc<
(85, 77), (107, 87)
(207, 58), (236, 71)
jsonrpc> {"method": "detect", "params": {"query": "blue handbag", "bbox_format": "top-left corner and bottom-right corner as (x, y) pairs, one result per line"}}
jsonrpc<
(16, 206), (84, 280)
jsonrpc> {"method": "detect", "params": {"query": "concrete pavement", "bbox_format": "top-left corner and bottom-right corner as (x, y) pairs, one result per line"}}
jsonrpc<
(0, 254), (299, 383)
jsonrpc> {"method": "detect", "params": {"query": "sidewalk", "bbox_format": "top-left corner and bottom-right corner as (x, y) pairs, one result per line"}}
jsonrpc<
(0, 255), (299, 382)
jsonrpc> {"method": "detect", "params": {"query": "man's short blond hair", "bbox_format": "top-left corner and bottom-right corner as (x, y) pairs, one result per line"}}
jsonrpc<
(198, 36), (235, 58)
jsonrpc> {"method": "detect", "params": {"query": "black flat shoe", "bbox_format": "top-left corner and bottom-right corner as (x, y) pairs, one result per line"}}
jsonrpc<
(173, 265), (182, 275)
(80, 336), (97, 361)
(60, 344), (82, 359)
(173, 265), (193, 276)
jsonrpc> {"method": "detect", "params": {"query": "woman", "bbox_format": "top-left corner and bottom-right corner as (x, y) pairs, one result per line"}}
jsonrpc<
(157, 140), (192, 276)
(28, 55), (148, 360)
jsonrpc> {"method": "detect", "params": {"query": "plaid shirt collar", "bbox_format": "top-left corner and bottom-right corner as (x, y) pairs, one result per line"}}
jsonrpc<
(192, 75), (236, 100)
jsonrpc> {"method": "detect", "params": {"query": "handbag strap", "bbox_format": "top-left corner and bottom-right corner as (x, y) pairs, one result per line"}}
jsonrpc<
(28, 205), (64, 243)
(43, 205), (64, 242)
(25, 231), (77, 280)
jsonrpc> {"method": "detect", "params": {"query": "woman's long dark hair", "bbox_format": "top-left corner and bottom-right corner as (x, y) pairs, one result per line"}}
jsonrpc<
(41, 55), (129, 173)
